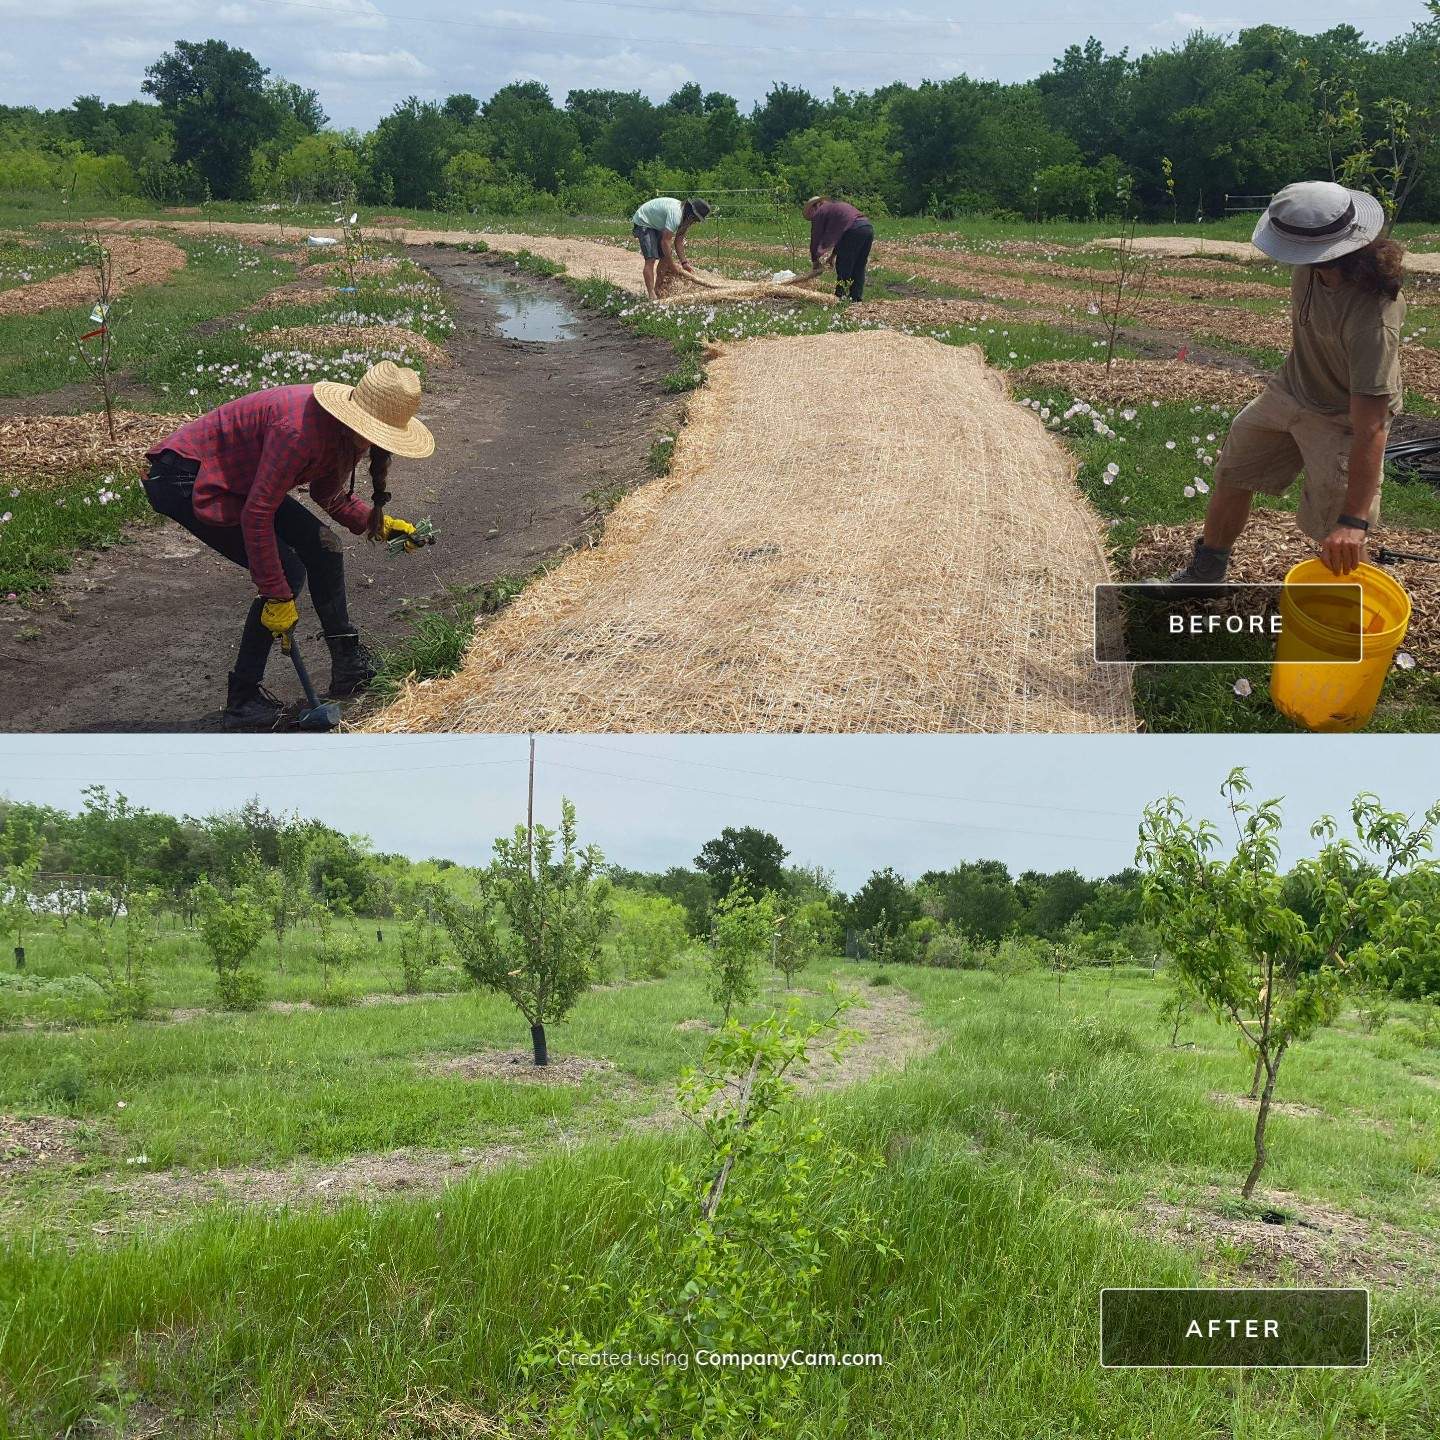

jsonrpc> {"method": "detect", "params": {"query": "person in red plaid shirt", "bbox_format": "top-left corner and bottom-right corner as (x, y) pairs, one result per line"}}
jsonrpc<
(144, 360), (435, 728)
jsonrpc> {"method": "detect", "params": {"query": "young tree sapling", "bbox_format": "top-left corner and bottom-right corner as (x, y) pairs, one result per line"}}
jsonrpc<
(435, 800), (611, 1065)
(1138, 768), (1439, 1199)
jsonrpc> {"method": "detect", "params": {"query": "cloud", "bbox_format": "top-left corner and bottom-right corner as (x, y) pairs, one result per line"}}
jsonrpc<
(486, 8), (554, 27)
(315, 47), (432, 79)
(509, 47), (692, 98)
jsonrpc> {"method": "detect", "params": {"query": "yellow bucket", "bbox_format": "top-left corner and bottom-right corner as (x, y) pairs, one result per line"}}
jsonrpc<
(1270, 558), (1411, 732)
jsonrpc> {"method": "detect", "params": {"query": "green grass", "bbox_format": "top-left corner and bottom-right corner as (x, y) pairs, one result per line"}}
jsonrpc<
(0, 468), (151, 594)
(2, 957), (1437, 1437)
(0, 236), (294, 402)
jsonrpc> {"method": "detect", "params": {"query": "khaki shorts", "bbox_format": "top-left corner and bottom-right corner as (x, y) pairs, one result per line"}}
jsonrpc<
(1212, 383), (1382, 542)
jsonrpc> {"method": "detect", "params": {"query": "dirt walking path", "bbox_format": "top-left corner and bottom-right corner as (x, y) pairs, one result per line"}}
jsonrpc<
(0, 252), (684, 732)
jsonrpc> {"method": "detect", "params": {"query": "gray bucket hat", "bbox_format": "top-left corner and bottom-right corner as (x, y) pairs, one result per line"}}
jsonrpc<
(1252, 181), (1385, 265)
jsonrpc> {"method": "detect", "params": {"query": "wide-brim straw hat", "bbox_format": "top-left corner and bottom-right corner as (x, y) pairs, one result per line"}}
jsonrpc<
(1252, 181), (1386, 265)
(313, 360), (435, 459)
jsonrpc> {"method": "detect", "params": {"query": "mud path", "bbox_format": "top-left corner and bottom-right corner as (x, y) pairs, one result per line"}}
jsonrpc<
(0, 251), (683, 732)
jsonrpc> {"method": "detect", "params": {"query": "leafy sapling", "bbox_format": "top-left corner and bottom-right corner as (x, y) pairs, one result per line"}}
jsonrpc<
(1, 810), (43, 971)
(196, 879), (268, 1011)
(1138, 767), (1440, 1199)
(435, 799), (611, 1065)
(773, 899), (826, 988)
(707, 885), (776, 1020)
(520, 993), (897, 1438)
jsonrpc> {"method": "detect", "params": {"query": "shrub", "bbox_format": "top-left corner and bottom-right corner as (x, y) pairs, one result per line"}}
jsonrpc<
(707, 886), (776, 1020)
(215, 969), (265, 1012)
(612, 891), (690, 980)
(196, 880), (267, 1012)
(926, 931), (985, 970)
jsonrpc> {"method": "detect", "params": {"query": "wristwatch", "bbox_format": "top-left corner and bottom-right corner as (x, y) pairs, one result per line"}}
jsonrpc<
(1336, 514), (1371, 532)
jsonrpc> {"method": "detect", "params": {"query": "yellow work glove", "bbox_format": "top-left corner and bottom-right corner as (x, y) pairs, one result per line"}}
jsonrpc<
(261, 597), (299, 651)
(378, 515), (417, 549)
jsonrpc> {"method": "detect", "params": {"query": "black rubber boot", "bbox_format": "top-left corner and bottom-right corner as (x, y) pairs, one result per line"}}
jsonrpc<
(1143, 536), (1231, 599)
(223, 672), (284, 730)
(325, 631), (378, 698)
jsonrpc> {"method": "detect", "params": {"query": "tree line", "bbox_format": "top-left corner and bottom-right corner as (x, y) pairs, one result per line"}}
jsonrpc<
(2, 16), (1438, 221)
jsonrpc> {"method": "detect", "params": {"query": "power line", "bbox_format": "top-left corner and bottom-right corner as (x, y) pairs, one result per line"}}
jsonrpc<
(546, 736), (1137, 820)
(541, 756), (1136, 847)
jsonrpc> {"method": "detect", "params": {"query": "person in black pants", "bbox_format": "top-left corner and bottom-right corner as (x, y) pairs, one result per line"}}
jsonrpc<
(800, 197), (875, 302)
(143, 451), (358, 727)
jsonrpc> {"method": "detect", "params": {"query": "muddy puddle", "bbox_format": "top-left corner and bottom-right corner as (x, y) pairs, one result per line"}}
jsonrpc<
(463, 271), (580, 342)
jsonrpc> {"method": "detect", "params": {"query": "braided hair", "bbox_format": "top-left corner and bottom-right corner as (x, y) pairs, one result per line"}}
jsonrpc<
(364, 446), (393, 539)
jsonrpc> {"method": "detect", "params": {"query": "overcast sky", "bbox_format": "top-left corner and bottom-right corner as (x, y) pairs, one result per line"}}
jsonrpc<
(1, 734), (1436, 887)
(0, 2), (1424, 129)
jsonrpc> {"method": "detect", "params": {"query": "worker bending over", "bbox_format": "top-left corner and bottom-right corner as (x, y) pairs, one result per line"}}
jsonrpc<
(801, 196), (874, 302)
(143, 360), (434, 729)
(630, 196), (711, 301)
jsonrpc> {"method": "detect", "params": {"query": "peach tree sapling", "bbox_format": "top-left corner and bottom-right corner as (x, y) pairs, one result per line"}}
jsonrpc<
(520, 994), (897, 1438)
(434, 800), (611, 1066)
(707, 885), (776, 1020)
(1138, 768), (1439, 1199)
(1, 809), (43, 970)
(195, 878), (268, 1011)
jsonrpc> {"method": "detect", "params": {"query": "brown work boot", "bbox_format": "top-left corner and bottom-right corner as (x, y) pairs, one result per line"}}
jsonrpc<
(1142, 536), (1231, 600)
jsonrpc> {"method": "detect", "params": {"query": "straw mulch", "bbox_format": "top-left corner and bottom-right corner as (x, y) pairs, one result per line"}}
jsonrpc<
(0, 237), (185, 318)
(858, 296), (1084, 334)
(901, 245), (1283, 304)
(1094, 237), (1263, 263)
(366, 329), (1136, 734)
(1402, 343), (1440, 405)
(1125, 508), (1437, 667)
(1016, 359), (1266, 407)
(0, 410), (192, 486)
(258, 324), (449, 366)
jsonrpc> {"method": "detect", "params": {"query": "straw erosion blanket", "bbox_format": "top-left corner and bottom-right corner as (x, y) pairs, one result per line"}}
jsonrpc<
(0, 410), (191, 486)
(368, 329), (1136, 734)
(478, 232), (839, 305)
(0, 236), (185, 318)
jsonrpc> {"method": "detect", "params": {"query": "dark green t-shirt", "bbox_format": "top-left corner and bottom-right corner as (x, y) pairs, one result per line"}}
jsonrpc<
(1276, 265), (1405, 416)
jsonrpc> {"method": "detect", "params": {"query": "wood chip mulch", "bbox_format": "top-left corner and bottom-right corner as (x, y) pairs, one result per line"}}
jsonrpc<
(0, 410), (192, 486)
(0, 237), (186, 319)
(1016, 359), (1265, 406)
(1124, 508), (1438, 667)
